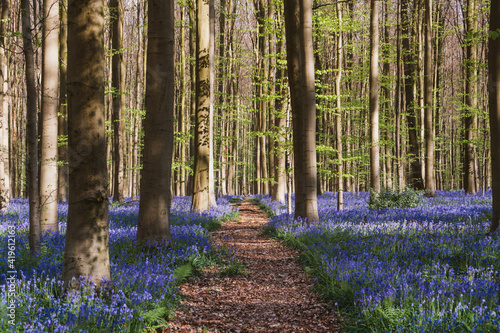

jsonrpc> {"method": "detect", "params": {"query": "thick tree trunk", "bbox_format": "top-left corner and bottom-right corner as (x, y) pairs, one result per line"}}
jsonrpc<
(111, 0), (124, 202)
(21, 0), (41, 254)
(137, 0), (175, 245)
(40, 0), (59, 232)
(489, 0), (500, 234)
(62, 0), (110, 288)
(192, 0), (211, 211)
(369, 0), (380, 195)
(424, 0), (435, 196)
(285, 0), (318, 221)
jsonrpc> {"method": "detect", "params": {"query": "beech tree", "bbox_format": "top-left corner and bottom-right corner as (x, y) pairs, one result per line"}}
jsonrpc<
(489, 0), (500, 234)
(137, 0), (175, 245)
(0, 0), (9, 211)
(285, 0), (319, 221)
(40, 0), (59, 232)
(369, 0), (380, 195)
(21, 0), (40, 254)
(62, 0), (110, 288)
(192, 0), (212, 212)
(110, 0), (125, 202)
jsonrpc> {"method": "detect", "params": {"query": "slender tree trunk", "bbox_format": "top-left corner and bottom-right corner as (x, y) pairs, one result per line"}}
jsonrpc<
(209, 0), (216, 206)
(137, 0), (175, 245)
(464, 0), (478, 194)
(402, 0), (424, 190)
(395, 0), (404, 190)
(0, 0), (10, 211)
(21, 0), (41, 254)
(62, 0), (110, 289)
(369, 0), (380, 195)
(40, 0), (59, 232)
(424, 0), (435, 196)
(179, 5), (187, 197)
(336, 1), (343, 210)
(58, 0), (68, 202)
(111, 0), (124, 202)
(192, 0), (211, 211)
(489, 0), (500, 234)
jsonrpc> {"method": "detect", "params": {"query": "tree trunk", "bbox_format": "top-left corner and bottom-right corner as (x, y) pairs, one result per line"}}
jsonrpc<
(336, 1), (343, 210)
(369, 0), (380, 195)
(111, 0), (124, 202)
(285, 0), (318, 221)
(489, 0), (500, 234)
(58, 0), (68, 202)
(209, 0), (216, 206)
(40, 0), (59, 232)
(137, 0), (175, 245)
(192, 0), (211, 211)
(21, 0), (41, 254)
(424, 0), (435, 196)
(464, 0), (478, 194)
(0, 0), (10, 211)
(402, 0), (424, 190)
(62, 0), (110, 289)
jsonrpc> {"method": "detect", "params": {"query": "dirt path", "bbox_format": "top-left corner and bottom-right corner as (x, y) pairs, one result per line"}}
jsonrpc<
(165, 200), (340, 332)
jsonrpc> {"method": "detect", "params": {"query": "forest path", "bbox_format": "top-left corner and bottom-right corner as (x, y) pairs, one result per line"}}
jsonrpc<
(164, 200), (340, 333)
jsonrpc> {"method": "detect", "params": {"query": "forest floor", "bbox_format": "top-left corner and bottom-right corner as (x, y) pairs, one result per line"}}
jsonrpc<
(164, 200), (340, 333)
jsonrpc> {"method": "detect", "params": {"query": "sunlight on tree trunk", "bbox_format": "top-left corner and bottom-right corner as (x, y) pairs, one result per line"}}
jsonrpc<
(424, 0), (435, 197)
(40, 0), (59, 232)
(62, 0), (110, 289)
(369, 0), (380, 196)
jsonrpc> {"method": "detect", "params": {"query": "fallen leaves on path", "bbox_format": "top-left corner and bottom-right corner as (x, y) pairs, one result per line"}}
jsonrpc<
(164, 201), (340, 333)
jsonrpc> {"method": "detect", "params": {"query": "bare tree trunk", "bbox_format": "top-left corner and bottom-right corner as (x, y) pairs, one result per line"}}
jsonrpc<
(58, 0), (68, 202)
(137, 0), (175, 245)
(402, 0), (424, 190)
(369, 0), (380, 195)
(111, 0), (124, 202)
(424, 0), (435, 197)
(62, 0), (110, 289)
(336, 1), (343, 210)
(464, 0), (478, 194)
(192, 0), (211, 211)
(0, 0), (10, 211)
(285, 0), (318, 221)
(489, 0), (500, 234)
(40, 0), (59, 232)
(21, 0), (41, 254)
(209, 0), (216, 206)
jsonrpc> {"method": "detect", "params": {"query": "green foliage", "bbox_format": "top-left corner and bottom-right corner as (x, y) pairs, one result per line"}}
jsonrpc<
(219, 260), (247, 277)
(368, 187), (424, 210)
(172, 263), (193, 283)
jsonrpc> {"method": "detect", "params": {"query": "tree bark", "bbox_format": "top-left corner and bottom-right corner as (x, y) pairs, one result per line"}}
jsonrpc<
(58, 0), (69, 202)
(137, 0), (175, 245)
(0, 0), (10, 211)
(464, 0), (478, 194)
(285, 0), (319, 221)
(110, 0), (124, 202)
(62, 0), (110, 289)
(192, 0), (211, 211)
(40, 0), (59, 232)
(336, 1), (343, 210)
(369, 0), (380, 195)
(489, 0), (500, 234)
(21, 0), (41, 254)
(402, 0), (424, 190)
(424, 0), (435, 196)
